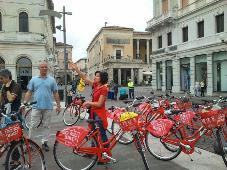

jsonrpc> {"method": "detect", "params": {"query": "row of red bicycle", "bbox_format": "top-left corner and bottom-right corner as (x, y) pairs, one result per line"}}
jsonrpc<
(53, 93), (227, 170)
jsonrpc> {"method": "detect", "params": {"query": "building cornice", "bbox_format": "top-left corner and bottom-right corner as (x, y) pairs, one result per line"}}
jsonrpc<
(0, 41), (46, 46)
(87, 26), (134, 52)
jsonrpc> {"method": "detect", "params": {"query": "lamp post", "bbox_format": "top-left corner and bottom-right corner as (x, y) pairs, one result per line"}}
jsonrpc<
(56, 6), (72, 105)
(40, 6), (72, 105)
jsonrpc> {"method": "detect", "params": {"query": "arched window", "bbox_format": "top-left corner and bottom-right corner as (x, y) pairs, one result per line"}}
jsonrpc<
(0, 12), (2, 31)
(16, 57), (32, 90)
(19, 12), (28, 32)
(0, 57), (5, 70)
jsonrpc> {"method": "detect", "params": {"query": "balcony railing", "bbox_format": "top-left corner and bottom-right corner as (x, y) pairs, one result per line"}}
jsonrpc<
(103, 56), (143, 64)
(152, 48), (165, 55)
(146, 10), (176, 30)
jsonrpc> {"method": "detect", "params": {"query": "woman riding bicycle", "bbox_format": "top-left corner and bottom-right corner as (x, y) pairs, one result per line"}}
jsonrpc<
(69, 62), (109, 147)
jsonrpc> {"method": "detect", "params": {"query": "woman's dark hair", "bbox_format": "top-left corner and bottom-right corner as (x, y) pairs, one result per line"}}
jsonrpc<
(100, 72), (108, 85)
(95, 71), (101, 75)
(0, 69), (12, 80)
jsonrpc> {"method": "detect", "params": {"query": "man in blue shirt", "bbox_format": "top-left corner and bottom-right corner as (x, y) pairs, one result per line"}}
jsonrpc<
(24, 61), (61, 152)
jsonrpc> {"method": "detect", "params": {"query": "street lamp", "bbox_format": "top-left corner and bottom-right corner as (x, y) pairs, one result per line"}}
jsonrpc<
(39, 6), (72, 105)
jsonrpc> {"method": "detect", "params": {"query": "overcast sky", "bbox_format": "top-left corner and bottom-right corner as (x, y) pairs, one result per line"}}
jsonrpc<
(53, 0), (153, 62)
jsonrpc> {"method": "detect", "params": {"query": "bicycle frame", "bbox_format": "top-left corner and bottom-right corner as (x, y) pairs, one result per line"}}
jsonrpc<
(161, 121), (212, 154)
(73, 125), (125, 162)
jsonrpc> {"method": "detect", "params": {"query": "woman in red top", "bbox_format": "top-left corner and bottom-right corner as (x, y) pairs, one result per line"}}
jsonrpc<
(69, 62), (109, 144)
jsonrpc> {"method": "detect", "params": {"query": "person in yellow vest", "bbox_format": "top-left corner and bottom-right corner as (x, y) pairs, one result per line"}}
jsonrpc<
(128, 78), (134, 99)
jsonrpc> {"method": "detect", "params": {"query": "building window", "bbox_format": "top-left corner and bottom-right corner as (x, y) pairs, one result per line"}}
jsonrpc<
(0, 12), (2, 31)
(19, 12), (29, 32)
(197, 21), (204, 38)
(162, 0), (168, 14)
(216, 13), (224, 33)
(158, 36), (162, 49)
(182, 26), (188, 42)
(16, 57), (32, 90)
(116, 50), (121, 59)
(167, 32), (172, 46)
(0, 57), (5, 70)
(181, 0), (189, 8)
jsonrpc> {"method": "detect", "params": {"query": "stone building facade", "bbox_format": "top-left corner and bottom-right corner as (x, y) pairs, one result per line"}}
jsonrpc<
(146, 0), (227, 95)
(0, 0), (56, 90)
(54, 42), (73, 84)
(87, 26), (152, 86)
(75, 57), (88, 73)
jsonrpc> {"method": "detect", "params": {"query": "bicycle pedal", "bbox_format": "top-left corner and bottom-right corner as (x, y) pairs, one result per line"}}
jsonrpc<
(195, 150), (202, 155)
(102, 152), (117, 163)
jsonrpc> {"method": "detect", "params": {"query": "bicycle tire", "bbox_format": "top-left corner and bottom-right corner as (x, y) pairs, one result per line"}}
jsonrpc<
(216, 128), (227, 167)
(134, 133), (150, 170)
(5, 139), (46, 170)
(63, 105), (80, 126)
(145, 130), (182, 161)
(53, 138), (98, 170)
(24, 108), (43, 129)
(111, 121), (134, 145)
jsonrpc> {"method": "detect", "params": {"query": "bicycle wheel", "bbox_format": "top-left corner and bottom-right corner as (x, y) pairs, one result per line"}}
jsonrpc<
(63, 105), (80, 126)
(5, 139), (46, 170)
(112, 122), (133, 145)
(134, 133), (150, 170)
(145, 130), (182, 161)
(54, 138), (98, 170)
(216, 128), (227, 167)
(24, 108), (43, 129)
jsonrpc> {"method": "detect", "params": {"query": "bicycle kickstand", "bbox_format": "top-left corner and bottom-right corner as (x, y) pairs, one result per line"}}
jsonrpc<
(102, 152), (117, 163)
(187, 154), (193, 162)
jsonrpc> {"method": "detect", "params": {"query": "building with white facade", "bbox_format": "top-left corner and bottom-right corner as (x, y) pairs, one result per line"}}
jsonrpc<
(146, 0), (227, 96)
(0, 0), (56, 90)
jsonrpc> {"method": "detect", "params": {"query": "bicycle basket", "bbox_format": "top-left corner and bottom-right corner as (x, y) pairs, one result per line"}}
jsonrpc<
(136, 103), (152, 115)
(0, 122), (22, 145)
(119, 112), (138, 132)
(56, 126), (89, 148)
(200, 110), (225, 129)
(146, 119), (174, 137)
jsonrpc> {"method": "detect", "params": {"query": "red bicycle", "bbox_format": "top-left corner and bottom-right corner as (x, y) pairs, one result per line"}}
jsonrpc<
(53, 111), (150, 170)
(62, 95), (87, 126)
(145, 107), (227, 167)
(0, 103), (46, 170)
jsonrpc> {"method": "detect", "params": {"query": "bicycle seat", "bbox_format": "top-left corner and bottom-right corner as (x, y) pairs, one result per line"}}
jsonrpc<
(169, 110), (184, 115)
(76, 96), (85, 99)
(86, 119), (102, 125)
(135, 96), (145, 100)
(132, 103), (141, 107)
(122, 100), (133, 104)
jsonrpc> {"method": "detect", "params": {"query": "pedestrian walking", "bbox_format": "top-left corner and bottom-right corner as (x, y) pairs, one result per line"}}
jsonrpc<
(128, 78), (134, 99)
(194, 81), (200, 97)
(23, 61), (61, 152)
(200, 80), (205, 97)
(0, 69), (22, 169)
(113, 83), (119, 100)
(69, 62), (109, 163)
